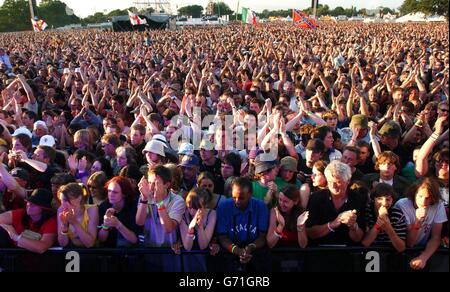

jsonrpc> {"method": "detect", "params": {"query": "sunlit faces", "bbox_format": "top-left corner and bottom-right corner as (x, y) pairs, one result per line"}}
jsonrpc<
(358, 146), (370, 162)
(374, 196), (394, 212)
(280, 168), (295, 182)
(415, 187), (433, 209)
(107, 182), (124, 205)
(324, 131), (334, 150)
(198, 177), (215, 195)
(12, 138), (27, 152)
(327, 176), (349, 197)
(379, 162), (397, 180)
(277, 192), (296, 214)
(435, 157), (449, 178)
(305, 150), (322, 168)
(231, 185), (251, 210)
(312, 166), (327, 188)
(221, 163), (234, 180)
(26, 202), (43, 217)
(341, 150), (358, 168)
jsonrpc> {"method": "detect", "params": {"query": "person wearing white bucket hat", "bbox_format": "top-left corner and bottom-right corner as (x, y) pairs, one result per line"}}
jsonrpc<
(143, 140), (166, 167)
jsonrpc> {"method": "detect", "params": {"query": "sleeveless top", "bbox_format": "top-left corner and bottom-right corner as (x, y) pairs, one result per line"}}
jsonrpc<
(67, 205), (97, 245)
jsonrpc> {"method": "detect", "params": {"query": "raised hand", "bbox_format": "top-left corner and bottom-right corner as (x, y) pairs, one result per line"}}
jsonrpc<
(297, 211), (309, 227)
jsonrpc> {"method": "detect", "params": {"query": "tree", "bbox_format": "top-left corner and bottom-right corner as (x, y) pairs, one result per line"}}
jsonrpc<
(317, 4), (330, 16)
(400, 0), (447, 17)
(213, 2), (233, 16)
(331, 6), (346, 16)
(380, 7), (395, 15)
(108, 9), (128, 17)
(420, 0), (448, 16)
(358, 8), (368, 16)
(0, 0), (31, 32)
(37, 0), (80, 28)
(178, 5), (203, 18)
(82, 12), (108, 24)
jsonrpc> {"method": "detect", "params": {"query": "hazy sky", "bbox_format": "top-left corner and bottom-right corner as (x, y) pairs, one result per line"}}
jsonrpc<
(1, 0), (402, 18)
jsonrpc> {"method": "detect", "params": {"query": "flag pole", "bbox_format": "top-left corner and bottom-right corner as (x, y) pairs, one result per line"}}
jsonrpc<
(28, 0), (35, 19)
(313, 0), (317, 18)
(29, 0), (35, 31)
(236, 0), (240, 21)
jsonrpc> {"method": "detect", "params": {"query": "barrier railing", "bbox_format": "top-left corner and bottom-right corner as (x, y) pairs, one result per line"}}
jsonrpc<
(0, 247), (448, 272)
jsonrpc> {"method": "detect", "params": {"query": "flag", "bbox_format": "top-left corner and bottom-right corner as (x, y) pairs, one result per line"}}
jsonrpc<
(293, 9), (317, 29)
(31, 19), (48, 32)
(128, 10), (148, 26)
(242, 7), (257, 25)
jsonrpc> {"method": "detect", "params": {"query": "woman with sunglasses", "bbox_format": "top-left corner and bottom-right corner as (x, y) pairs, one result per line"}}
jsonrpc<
(86, 171), (108, 206)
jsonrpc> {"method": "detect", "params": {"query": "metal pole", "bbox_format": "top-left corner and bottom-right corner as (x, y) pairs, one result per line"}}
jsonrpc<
(217, 0), (221, 18)
(28, 0), (35, 19)
(312, 0), (317, 18)
(236, 0), (239, 21)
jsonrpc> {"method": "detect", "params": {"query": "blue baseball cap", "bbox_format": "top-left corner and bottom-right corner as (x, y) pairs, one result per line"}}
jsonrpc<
(179, 154), (200, 168)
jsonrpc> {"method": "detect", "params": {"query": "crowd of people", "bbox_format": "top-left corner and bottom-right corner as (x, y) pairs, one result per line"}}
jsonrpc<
(0, 21), (448, 271)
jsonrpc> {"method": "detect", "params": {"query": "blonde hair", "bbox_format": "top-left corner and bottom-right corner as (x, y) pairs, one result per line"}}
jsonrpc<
(58, 183), (89, 206)
(74, 129), (92, 148)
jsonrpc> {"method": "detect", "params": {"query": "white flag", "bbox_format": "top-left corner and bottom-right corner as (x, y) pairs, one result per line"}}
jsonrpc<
(31, 19), (48, 32)
(128, 10), (148, 26)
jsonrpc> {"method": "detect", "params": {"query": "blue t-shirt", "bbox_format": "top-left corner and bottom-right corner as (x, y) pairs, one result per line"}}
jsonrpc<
(216, 198), (269, 247)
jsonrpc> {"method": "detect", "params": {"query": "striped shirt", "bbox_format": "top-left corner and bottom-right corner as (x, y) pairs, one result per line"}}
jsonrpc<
(365, 203), (407, 246)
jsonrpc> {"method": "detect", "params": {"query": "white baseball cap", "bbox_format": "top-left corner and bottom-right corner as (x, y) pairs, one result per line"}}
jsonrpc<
(12, 127), (32, 138)
(39, 135), (56, 147)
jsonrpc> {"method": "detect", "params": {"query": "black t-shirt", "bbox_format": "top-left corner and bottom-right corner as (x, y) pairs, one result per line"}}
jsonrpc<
(298, 158), (313, 184)
(133, 142), (147, 167)
(20, 163), (60, 191)
(356, 158), (375, 174)
(306, 188), (368, 246)
(351, 169), (365, 182)
(98, 200), (142, 248)
(200, 158), (223, 194)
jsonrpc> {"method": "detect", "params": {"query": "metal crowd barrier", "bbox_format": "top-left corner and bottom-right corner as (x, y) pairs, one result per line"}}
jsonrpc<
(0, 247), (448, 272)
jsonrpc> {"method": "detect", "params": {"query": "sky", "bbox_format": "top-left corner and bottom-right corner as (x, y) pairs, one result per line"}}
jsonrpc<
(1, 0), (402, 18)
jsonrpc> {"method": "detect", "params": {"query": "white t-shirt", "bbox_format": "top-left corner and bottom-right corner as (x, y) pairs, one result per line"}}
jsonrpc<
(143, 192), (186, 247)
(440, 187), (449, 207)
(395, 198), (448, 246)
(329, 149), (342, 161)
(24, 101), (38, 114)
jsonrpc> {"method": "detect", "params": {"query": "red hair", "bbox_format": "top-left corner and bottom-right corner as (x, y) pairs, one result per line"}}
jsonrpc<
(106, 176), (136, 203)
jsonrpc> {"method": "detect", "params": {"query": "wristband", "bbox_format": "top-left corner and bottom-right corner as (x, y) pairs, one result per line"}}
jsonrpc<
(274, 230), (283, 238)
(139, 199), (148, 204)
(328, 222), (336, 233)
